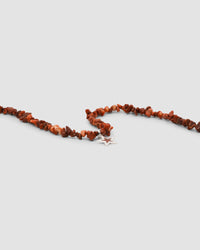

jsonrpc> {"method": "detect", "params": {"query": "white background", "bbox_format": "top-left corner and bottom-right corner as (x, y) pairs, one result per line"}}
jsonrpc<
(0, 1), (200, 249)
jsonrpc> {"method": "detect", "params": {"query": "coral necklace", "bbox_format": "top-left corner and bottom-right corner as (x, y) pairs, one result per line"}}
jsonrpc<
(0, 104), (200, 145)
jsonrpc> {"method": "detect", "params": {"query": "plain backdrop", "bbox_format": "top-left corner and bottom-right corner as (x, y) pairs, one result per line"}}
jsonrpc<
(0, 1), (200, 249)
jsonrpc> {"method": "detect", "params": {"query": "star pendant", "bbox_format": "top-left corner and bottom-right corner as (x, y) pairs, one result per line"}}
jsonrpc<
(97, 134), (116, 146)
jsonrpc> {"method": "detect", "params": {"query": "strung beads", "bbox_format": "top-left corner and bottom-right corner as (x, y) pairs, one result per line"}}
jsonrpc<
(0, 104), (200, 142)
(84, 104), (199, 137)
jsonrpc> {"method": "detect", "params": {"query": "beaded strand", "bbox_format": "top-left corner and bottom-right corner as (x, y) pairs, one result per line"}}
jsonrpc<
(0, 104), (200, 141)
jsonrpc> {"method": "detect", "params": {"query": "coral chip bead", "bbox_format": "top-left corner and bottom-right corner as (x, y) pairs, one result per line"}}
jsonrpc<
(145, 108), (153, 117)
(158, 111), (163, 119)
(81, 130), (86, 137)
(195, 122), (200, 132)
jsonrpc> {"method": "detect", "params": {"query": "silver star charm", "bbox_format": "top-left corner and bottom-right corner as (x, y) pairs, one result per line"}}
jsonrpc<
(97, 135), (116, 146)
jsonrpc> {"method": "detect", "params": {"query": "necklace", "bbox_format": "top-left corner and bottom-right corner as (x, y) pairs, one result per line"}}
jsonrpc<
(0, 104), (199, 145)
